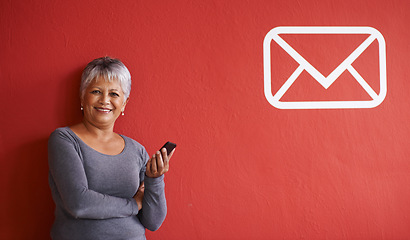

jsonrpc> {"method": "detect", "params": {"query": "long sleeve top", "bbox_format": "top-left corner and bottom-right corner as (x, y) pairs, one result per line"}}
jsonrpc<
(48, 127), (167, 240)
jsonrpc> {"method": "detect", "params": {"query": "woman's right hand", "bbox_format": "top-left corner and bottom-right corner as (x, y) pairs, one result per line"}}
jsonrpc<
(133, 182), (145, 211)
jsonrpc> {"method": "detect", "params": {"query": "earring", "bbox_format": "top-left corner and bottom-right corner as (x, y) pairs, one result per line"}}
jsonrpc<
(121, 111), (125, 116)
(81, 106), (84, 111)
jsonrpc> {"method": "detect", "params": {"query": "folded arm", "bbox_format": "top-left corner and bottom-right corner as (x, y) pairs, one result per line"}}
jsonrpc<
(48, 130), (140, 219)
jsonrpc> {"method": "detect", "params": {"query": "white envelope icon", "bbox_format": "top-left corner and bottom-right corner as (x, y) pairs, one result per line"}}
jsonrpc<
(263, 26), (387, 109)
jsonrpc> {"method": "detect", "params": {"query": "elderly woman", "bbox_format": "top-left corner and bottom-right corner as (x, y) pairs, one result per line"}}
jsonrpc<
(48, 56), (173, 240)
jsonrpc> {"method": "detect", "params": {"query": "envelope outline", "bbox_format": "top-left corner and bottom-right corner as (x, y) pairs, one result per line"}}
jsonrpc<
(263, 26), (387, 109)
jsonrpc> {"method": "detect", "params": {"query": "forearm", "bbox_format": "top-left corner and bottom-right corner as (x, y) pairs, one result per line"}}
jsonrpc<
(61, 184), (139, 219)
(49, 169), (140, 219)
(138, 175), (167, 231)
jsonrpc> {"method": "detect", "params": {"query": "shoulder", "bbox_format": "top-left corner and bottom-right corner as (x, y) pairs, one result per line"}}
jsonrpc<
(50, 127), (72, 139)
(48, 127), (78, 146)
(121, 135), (150, 158)
(121, 135), (146, 151)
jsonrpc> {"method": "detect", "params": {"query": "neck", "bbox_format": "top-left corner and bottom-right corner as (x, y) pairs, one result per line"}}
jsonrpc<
(81, 119), (115, 139)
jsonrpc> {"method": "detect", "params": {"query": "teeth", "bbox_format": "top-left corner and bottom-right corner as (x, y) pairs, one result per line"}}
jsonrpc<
(97, 108), (111, 112)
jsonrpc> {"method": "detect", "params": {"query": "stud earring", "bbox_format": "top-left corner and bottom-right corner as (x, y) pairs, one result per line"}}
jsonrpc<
(81, 106), (84, 111)
(121, 111), (125, 116)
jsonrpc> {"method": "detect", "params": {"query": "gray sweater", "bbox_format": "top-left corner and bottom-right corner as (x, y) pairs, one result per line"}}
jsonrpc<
(48, 127), (167, 240)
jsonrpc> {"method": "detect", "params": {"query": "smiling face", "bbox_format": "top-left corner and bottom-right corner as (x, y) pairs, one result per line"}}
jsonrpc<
(81, 76), (129, 129)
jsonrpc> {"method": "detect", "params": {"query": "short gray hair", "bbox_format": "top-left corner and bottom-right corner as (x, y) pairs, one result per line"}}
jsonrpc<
(80, 56), (131, 100)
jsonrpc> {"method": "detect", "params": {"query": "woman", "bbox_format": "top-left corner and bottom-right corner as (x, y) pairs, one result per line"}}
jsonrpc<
(48, 56), (173, 240)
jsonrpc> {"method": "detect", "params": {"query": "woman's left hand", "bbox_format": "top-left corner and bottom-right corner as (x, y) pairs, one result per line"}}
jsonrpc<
(145, 148), (175, 178)
(133, 182), (145, 210)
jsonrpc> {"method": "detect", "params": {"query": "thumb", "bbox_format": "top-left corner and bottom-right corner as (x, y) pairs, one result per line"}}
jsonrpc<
(168, 149), (176, 160)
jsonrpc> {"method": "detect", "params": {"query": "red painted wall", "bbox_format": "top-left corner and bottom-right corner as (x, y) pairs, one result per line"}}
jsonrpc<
(1, 0), (409, 239)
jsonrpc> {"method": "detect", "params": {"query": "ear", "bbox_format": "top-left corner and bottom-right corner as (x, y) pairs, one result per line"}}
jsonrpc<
(80, 92), (85, 106)
(122, 97), (130, 112)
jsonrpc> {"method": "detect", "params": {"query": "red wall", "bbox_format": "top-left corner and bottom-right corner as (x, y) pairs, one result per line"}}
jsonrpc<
(1, 0), (410, 239)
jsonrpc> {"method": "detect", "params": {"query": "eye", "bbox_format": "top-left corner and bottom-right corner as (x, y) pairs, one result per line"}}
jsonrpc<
(91, 90), (101, 94)
(110, 92), (120, 97)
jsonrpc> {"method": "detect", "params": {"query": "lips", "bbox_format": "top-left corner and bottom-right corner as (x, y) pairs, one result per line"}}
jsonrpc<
(95, 107), (113, 113)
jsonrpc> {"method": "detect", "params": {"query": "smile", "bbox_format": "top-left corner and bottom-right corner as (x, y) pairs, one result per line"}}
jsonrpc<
(95, 107), (112, 113)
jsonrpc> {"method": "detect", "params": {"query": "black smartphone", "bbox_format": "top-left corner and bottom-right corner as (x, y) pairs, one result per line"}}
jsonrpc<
(159, 141), (177, 156)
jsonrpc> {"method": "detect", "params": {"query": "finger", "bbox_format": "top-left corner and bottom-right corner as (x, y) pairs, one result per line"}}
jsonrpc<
(161, 149), (170, 172)
(151, 153), (158, 174)
(161, 148), (168, 158)
(146, 158), (152, 175)
(156, 150), (164, 173)
(161, 148), (168, 163)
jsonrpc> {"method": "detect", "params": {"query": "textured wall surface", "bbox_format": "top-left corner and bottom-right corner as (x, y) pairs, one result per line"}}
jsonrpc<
(1, 0), (409, 239)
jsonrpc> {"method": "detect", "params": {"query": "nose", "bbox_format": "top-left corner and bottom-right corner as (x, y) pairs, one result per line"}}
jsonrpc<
(99, 93), (110, 105)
